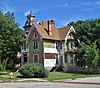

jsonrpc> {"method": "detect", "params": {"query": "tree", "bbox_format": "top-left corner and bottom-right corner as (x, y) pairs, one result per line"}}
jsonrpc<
(68, 19), (100, 67)
(0, 11), (25, 66)
(76, 43), (99, 73)
(85, 43), (99, 72)
(68, 19), (100, 45)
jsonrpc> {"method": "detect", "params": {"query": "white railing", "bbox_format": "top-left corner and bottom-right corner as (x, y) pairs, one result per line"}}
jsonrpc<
(44, 48), (58, 53)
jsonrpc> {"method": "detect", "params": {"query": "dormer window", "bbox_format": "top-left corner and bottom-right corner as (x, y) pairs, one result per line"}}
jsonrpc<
(25, 31), (29, 35)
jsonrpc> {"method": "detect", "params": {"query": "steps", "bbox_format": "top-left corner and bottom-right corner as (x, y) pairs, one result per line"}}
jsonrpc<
(49, 66), (59, 72)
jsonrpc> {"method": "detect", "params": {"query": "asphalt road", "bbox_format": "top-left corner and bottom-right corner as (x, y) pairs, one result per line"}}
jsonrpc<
(0, 82), (100, 88)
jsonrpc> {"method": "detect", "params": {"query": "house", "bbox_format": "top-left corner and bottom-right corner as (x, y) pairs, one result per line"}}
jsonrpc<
(21, 12), (77, 71)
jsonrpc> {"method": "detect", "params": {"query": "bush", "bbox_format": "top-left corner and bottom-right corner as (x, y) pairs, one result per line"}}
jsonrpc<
(0, 58), (8, 72)
(19, 64), (48, 78)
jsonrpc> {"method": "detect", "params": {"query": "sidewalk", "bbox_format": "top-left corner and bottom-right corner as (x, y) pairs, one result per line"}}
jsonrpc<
(0, 76), (100, 85)
(61, 77), (100, 85)
(16, 78), (48, 82)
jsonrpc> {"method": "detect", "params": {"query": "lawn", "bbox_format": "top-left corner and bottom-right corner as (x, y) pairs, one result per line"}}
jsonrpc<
(0, 71), (100, 81)
(0, 71), (22, 81)
(44, 72), (100, 81)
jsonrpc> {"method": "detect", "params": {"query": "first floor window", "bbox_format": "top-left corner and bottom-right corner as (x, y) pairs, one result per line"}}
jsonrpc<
(56, 54), (59, 64)
(23, 54), (27, 63)
(60, 56), (63, 64)
(70, 54), (74, 64)
(65, 53), (67, 62)
(33, 54), (39, 63)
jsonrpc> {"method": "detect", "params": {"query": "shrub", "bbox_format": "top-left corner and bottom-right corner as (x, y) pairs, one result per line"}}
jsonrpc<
(19, 64), (48, 78)
(0, 58), (8, 72)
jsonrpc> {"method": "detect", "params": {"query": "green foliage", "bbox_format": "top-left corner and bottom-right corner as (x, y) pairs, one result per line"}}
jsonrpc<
(68, 19), (100, 48)
(19, 64), (49, 78)
(76, 43), (99, 73)
(0, 11), (25, 61)
(85, 43), (99, 68)
(68, 18), (100, 67)
(0, 58), (8, 72)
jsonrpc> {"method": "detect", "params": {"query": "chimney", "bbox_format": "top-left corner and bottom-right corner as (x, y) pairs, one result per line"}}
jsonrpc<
(51, 20), (55, 25)
(48, 21), (52, 36)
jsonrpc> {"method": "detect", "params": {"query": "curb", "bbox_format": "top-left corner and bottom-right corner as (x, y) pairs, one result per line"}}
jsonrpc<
(0, 79), (100, 85)
(53, 81), (100, 85)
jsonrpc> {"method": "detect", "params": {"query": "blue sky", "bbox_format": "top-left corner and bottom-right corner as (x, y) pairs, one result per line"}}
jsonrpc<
(0, 0), (100, 28)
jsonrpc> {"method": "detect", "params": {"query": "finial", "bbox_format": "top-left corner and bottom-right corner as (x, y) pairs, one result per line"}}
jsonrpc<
(29, 11), (32, 16)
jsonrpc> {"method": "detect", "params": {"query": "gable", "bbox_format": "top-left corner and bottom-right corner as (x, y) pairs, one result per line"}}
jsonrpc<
(65, 26), (76, 43)
(28, 29), (41, 41)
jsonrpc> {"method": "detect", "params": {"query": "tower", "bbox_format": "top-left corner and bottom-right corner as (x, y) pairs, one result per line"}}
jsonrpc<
(23, 11), (35, 36)
(21, 11), (35, 65)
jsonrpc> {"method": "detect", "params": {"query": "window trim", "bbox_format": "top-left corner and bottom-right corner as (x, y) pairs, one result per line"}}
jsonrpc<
(33, 54), (39, 63)
(33, 41), (39, 50)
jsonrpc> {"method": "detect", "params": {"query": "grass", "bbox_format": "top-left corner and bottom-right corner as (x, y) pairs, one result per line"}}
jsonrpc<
(0, 71), (22, 81)
(0, 71), (100, 81)
(44, 72), (100, 81)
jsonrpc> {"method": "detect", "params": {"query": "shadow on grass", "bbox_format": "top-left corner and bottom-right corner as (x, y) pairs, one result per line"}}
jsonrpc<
(17, 76), (34, 78)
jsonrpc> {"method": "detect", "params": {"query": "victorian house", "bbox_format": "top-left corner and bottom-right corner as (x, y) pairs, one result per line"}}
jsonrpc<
(21, 12), (77, 71)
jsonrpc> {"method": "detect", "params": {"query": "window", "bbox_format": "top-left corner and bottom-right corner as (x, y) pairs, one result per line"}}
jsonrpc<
(68, 42), (73, 49)
(23, 54), (27, 63)
(34, 32), (37, 38)
(33, 41), (39, 49)
(23, 42), (26, 50)
(26, 43), (28, 49)
(71, 42), (73, 49)
(33, 54), (39, 63)
(65, 53), (67, 62)
(60, 56), (63, 64)
(25, 31), (29, 35)
(56, 42), (58, 49)
(56, 42), (62, 49)
(56, 54), (59, 64)
(70, 54), (74, 64)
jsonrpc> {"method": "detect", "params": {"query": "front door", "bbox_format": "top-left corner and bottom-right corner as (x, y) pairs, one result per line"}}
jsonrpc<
(56, 54), (59, 66)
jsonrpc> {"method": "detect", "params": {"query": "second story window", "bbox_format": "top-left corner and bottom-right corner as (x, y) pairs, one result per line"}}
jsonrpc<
(33, 41), (39, 49)
(56, 42), (58, 49)
(34, 32), (37, 38)
(56, 42), (62, 49)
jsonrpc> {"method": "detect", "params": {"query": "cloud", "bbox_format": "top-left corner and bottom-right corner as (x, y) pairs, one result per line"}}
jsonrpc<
(24, 9), (40, 16)
(83, 1), (100, 6)
(0, 1), (14, 14)
(2, 6), (13, 14)
(24, 11), (30, 16)
(56, 3), (68, 8)
(83, 6), (100, 11)
(83, 2), (92, 6)
(82, 1), (100, 11)
(60, 20), (72, 26)
(95, 1), (100, 5)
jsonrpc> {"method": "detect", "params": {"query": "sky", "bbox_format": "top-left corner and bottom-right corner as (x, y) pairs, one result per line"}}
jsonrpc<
(0, 0), (100, 28)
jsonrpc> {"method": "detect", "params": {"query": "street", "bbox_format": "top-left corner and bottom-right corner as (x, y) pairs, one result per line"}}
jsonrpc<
(0, 82), (100, 88)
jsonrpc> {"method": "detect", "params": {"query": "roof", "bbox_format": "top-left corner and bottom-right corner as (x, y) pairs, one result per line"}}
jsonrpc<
(28, 22), (72, 41)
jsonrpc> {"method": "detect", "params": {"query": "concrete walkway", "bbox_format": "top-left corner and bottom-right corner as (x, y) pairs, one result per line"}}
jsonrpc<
(16, 78), (47, 82)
